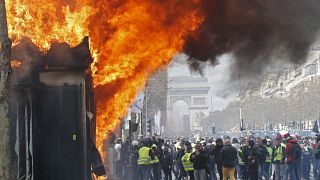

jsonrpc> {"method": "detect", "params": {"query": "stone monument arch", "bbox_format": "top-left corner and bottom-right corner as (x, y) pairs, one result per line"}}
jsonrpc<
(167, 76), (210, 132)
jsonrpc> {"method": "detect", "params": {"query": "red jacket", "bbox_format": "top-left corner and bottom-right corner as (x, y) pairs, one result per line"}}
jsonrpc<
(285, 139), (299, 162)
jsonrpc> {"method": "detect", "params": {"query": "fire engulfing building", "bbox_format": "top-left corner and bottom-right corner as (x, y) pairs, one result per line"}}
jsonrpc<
(10, 38), (104, 180)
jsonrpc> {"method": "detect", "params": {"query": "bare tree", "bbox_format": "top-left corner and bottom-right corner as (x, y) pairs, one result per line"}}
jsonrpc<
(0, 0), (14, 179)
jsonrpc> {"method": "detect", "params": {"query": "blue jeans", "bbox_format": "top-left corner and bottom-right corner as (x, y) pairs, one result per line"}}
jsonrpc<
(258, 162), (270, 180)
(287, 161), (300, 180)
(208, 162), (217, 180)
(263, 162), (271, 180)
(258, 163), (263, 180)
(139, 164), (152, 180)
(302, 154), (311, 179)
(274, 163), (286, 180)
(313, 158), (320, 180)
(268, 163), (272, 178)
(237, 164), (246, 179)
(152, 163), (161, 180)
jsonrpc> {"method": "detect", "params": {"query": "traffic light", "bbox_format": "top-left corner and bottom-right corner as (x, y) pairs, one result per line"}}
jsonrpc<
(130, 122), (139, 132)
(212, 127), (216, 134)
(240, 118), (245, 131)
(146, 119), (151, 135)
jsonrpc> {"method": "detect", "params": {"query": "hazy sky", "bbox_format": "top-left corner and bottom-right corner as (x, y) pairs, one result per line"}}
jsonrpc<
(168, 54), (238, 112)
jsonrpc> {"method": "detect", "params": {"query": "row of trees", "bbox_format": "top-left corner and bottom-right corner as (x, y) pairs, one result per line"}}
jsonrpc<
(211, 77), (320, 132)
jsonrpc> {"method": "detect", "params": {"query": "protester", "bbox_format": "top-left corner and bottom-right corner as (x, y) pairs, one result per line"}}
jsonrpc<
(220, 139), (237, 180)
(313, 135), (320, 180)
(161, 144), (173, 180)
(231, 138), (240, 179)
(114, 143), (123, 179)
(207, 139), (217, 180)
(262, 138), (272, 180)
(285, 133), (302, 180)
(272, 137), (286, 180)
(130, 141), (139, 180)
(137, 140), (154, 180)
(237, 140), (246, 179)
(175, 142), (187, 180)
(213, 138), (224, 179)
(245, 139), (259, 179)
(108, 131), (320, 180)
(150, 144), (162, 180)
(182, 146), (195, 180)
(190, 142), (208, 180)
(256, 137), (269, 180)
(301, 139), (312, 180)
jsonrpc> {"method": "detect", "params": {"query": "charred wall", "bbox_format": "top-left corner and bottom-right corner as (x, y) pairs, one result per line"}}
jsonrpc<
(10, 38), (101, 180)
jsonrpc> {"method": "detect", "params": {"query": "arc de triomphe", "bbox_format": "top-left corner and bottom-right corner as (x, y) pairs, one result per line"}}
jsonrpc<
(167, 76), (210, 132)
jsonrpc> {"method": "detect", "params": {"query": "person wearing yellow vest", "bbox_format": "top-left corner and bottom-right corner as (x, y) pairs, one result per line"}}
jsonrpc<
(272, 138), (286, 180)
(137, 141), (154, 180)
(265, 139), (273, 178)
(237, 145), (246, 179)
(182, 146), (195, 180)
(261, 139), (272, 180)
(151, 144), (161, 180)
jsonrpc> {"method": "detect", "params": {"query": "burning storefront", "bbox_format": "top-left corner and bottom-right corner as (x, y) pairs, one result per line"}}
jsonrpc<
(10, 38), (105, 180)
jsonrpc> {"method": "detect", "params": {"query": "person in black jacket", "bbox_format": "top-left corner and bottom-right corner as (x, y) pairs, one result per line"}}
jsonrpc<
(256, 138), (269, 180)
(213, 138), (224, 179)
(190, 142), (208, 180)
(243, 139), (260, 180)
(161, 145), (173, 180)
(220, 139), (237, 180)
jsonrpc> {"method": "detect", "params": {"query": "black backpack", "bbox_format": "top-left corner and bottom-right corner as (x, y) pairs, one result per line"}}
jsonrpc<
(290, 143), (302, 159)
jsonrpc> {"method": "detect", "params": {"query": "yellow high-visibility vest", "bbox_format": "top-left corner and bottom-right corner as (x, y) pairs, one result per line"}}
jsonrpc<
(274, 145), (283, 161)
(238, 149), (245, 166)
(265, 146), (272, 163)
(182, 153), (194, 171)
(138, 147), (151, 165)
(150, 144), (160, 164)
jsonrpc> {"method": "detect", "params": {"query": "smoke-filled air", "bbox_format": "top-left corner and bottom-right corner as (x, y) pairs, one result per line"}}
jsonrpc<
(184, 0), (320, 77)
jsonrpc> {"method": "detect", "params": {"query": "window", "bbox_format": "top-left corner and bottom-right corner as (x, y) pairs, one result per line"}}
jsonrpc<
(304, 64), (317, 77)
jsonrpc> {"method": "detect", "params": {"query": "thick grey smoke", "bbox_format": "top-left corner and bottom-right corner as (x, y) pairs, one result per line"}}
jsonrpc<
(183, 0), (320, 78)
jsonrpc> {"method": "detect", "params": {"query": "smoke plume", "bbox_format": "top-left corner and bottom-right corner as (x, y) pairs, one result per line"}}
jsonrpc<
(184, 0), (320, 78)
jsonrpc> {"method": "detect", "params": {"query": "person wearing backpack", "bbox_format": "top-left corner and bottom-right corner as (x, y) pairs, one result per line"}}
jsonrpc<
(285, 134), (301, 180)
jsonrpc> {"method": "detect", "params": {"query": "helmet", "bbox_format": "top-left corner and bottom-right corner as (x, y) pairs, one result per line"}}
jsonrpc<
(115, 144), (121, 151)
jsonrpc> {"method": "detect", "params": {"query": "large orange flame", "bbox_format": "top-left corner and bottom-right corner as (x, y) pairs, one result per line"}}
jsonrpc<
(6, 0), (93, 51)
(88, 0), (203, 155)
(6, 0), (203, 166)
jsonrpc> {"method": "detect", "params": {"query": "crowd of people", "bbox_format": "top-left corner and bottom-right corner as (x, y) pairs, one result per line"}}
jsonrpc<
(111, 133), (320, 180)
